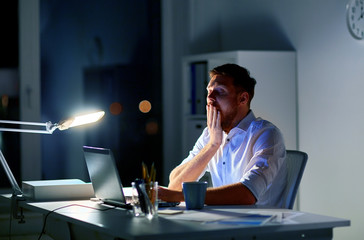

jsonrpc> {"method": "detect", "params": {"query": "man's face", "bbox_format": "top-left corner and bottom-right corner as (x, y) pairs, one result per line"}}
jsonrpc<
(206, 75), (242, 132)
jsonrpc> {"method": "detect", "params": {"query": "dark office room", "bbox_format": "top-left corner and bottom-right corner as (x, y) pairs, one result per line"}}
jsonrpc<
(1, 0), (363, 239)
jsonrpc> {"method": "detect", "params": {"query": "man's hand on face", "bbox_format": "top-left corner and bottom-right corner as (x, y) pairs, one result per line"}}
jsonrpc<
(207, 104), (223, 147)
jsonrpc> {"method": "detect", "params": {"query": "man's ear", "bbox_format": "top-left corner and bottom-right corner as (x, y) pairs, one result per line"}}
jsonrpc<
(239, 92), (249, 104)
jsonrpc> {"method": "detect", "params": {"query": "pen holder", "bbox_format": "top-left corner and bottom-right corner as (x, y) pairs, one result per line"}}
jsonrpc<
(131, 180), (158, 219)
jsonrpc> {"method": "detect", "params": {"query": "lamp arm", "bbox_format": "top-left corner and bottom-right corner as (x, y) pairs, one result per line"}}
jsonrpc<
(0, 120), (55, 134)
(46, 121), (58, 133)
(0, 120), (47, 126)
(0, 150), (23, 196)
(0, 150), (26, 222)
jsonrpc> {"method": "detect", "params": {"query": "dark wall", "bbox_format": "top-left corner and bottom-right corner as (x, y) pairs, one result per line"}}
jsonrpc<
(0, 1), (19, 188)
(40, 0), (162, 185)
(0, 1), (18, 68)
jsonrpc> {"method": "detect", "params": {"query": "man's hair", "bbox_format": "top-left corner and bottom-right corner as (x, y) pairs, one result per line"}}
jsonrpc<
(209, 63), (257, 102)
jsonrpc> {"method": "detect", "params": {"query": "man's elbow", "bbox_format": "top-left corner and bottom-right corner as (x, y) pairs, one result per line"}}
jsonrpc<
(205, 195), (256, 205)
(238, 184), (257, 205)
(205, 183), (257, 205)
(237, 194), (256, 205)
(225, 194), (256, 205)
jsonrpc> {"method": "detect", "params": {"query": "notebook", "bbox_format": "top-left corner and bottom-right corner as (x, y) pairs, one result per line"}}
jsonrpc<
(83, 146), (132, 209)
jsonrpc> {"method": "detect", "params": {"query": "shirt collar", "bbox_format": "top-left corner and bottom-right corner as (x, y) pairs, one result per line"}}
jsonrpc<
(224, 110), (256, 139)
(236, 110), (256, 131)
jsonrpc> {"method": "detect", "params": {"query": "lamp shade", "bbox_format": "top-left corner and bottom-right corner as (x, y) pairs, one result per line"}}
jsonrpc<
(58, 111), (105, 130)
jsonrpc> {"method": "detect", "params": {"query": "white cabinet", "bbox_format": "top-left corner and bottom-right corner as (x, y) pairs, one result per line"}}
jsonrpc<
(182, 51), (297, 154)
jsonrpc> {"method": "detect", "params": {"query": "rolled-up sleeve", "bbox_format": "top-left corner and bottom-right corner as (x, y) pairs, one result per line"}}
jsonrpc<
(240, 126), (286, 201)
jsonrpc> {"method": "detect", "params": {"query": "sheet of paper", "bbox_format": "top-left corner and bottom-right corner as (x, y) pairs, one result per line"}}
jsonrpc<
(205, 214), (274, 226)
(158, 209), (184, 215)
(162, 208), (302, 225)
(165, 210), (235, 221)
(164, 209), (275, 224)
(248, 210), (303, 222)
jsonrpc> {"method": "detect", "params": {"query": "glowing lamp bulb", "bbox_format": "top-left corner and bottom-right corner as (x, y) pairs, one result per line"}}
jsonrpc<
(58, 111), (105, 130)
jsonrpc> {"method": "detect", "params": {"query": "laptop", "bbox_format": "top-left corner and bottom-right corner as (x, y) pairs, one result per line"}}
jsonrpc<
(83, 146), (179, 209)
(83, 146), (132, 209)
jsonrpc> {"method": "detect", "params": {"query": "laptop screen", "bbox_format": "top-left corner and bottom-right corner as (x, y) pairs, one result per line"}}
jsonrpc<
(83, 146), (126, 203)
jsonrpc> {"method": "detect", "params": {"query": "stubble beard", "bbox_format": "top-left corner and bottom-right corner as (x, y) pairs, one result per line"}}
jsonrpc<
(220, 109), (237, 133)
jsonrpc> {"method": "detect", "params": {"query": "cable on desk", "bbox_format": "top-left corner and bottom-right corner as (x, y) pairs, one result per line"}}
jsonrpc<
(37, 203), (116, 240)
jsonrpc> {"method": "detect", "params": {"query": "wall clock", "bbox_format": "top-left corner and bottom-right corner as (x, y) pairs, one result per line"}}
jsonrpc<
(346, 0), (364, 39)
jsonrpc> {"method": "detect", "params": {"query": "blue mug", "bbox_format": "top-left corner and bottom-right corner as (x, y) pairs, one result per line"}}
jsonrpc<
(182, 181), (208, 210)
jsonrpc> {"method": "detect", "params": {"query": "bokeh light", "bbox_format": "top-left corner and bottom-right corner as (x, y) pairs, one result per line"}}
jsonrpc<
(1, 95), (9, 108)
(139, 100), (152, 113)
(109, 102), (123, 115)
(146, 120), (158, 135)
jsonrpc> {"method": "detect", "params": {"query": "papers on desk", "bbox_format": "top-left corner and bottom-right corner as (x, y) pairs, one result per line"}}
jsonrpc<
(206, 214), (274, 225)
(164, 209), (281, 225)
(158, 209), (184, 215)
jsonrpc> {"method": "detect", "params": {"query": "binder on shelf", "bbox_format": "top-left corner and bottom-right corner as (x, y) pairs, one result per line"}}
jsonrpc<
(190, 61), (208, 115)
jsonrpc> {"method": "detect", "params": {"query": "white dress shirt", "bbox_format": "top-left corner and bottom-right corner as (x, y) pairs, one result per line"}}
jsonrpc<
(181, 111), (287, 207)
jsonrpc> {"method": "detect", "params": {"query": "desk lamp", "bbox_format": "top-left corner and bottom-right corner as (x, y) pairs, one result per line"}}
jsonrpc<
(0, 110), (105, 220)
(0, 110), (105, 134)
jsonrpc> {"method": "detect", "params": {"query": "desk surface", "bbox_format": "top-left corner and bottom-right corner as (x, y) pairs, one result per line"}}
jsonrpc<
(15, 199), (350, 240)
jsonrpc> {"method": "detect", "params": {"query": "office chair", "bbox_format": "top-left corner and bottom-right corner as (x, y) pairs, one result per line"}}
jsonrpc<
(199, 150), (308, 209)
(282, 150), (308, 209)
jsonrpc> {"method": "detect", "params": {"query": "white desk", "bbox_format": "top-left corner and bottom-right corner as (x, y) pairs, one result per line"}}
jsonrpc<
(9, 198), (349, 240)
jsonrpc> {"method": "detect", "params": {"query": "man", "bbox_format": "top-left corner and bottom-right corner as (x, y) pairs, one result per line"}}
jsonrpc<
(159, 63), (287, 207)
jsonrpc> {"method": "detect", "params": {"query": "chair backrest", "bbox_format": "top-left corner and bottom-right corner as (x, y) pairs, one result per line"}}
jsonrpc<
(282, 150), (308, 209)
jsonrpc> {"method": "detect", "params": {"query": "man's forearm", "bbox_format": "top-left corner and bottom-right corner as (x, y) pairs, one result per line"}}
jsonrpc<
(159, 182), (256, 205)
(169, 105), (222, 190)
(205, 182), (256, 205)
(168, 143), (219, 190)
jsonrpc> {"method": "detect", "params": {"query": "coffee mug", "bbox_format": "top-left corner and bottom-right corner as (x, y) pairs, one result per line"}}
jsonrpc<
(182, 181), (208, 210)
